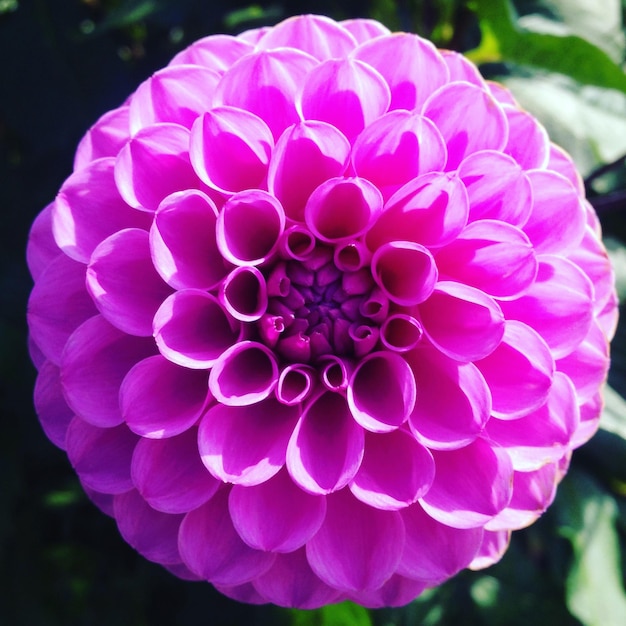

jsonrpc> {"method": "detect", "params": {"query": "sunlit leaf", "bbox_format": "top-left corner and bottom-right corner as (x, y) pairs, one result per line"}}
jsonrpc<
(291, 601), (372, 626)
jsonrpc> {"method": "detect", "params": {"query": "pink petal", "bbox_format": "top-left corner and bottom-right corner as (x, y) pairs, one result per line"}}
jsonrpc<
(306, 489), (405, 592)
(53, 157), (151, 263)
(129, 64), (222, 132)
(458, 150), (532, 226)
(27, 253), (97, 364)
(475, 320), (554, 419)
(153, 289), (241, 369)
(287, 391), (364, 495)
(347, 351), (416, 433)
(237, 26), (271, 44)
(86, 228), (172, 336)
(380, 314), (423, 352)
(340, 18), (391, 43)
(350, 429), (435, 510)
(229, 468), (326, 552)
(65, 417), (138, 493)
(150, 189), (227, 290)
(257, 14), (357, 60)
(114, 490), (184, 564)
(487, 81), (517, 106)
(299, 58), (390, 143)
(179, 488), (276, 585)
(34, 360), (74, 450)
(523, 170), (586, 254)
(422, 82), (508, 170)
(120, 354), (210, 438)
(131, 426), (219, 513)
(268, 120), (350, 222)
(440, 50), (487, 87)
(215, 582), (268, 605)
(198, 398), (300, 486)
(352, 110), (447, 200)
(406, 344), (491, 450)
(367, 172), (469, 250)
(420, 438), (514, 529)
(61, 315), (156, 427)
(435, 220), (537, 299)
(349, 575), (426, 609)
(26, 203), (59, 281)
(503, 105), (550, 170)
(253, 549), (342, 609)
(418, 281), (505, 362)
(219, 266), (268, 322)
(354, 33), (449, 111)
(115, 123), (204, 212)
(276, 364), (316, 405)
(547, 143), (584, 195)
(468, 530), (511, 570)
(169, 34), (254, 71)
(398, 503), (483, 582)
(189, 106), (274, 194)
(214, 48), (318, 139)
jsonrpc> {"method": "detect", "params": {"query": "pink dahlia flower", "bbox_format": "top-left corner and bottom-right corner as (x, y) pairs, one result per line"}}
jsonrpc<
(27, 14), (618, 609)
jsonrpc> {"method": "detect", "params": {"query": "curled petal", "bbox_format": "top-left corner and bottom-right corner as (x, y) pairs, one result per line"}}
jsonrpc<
(299, 57), (390, 142)
(34, 360), (73, 450)
(169, 34), (254, 71)
(367, 171), (469, 250)
(153, 290), (241, 369)
(349, 575), (427, 609)
(304, 177), (382, 243)
(179, 489), (276, 585)
(87, 228), (172, 336)
(503, 105), (550, 170)
(120, 354), (210, 438)
(306, 489), (405, 592)
(74, 106), (130, 170)
(62, 315), (156, 427)
(216, 190), (285, 266)
(276, 364), (316, 405)
(189, 106), (274, 194)
(131, 427), (219, 514)
(287, 391), (364, 494)
(279, 225), (316, 260)
(347, 351), (416, 433)
(220, 266), (268, 322)
(150, 190), (227, 290)
(229, 469), (326, 553)
(334, 241), (370, 272)
(352, 110), (447, 200)
(475, 321), (554, 419)
(353, 33), (449, 111)
(469, 530), (511, 570)
(359, 288), (389, 323)
(418, 282), (505, 362)
(269, 121), (350, 222)
(420, 438), (514, 529)
(198, 398), (300, 486)
(65, 417), (137, 494)
(319, 356), (351, 392)
(341, 18), (391, 42)
(350, 430), (435, 510)
(422, 82), (508, 170)
(380, 314), (423, 352)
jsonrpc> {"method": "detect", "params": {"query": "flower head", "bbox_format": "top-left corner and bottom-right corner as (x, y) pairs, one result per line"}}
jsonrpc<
(27, 14), (618, 609)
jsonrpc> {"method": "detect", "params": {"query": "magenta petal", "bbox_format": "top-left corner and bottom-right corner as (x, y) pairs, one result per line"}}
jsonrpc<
(179, 489), (276, 584)
(287, 391), (364, 494)
(62, 315), (156, 427)
(131, 426), (219, 513)
(53, 158), (151, 263)
(114, 490), (184, 564)
(548, 142), (584, 195)
(198, 398), (299, 486)
(347, 352), (416, 433)
(220, 266), (268, 322)
(268, 120), (350, 222)
(350, 429), (434, 510)
(406, 345), (491, 450)
(87, 228), (172, 336)
(485, 372), (579, 471)
(299, 58), (390, 143)
(129, 64), (222, 132)
(215, 48), (318, 139)
(354, 33), (449, 111)
(440, 50), (487, 87)
(352, 110), (447, 200)
(65, 417), (138, 494)
(153, 289), (241, 369)
(189, 106), (274, 194)
(420, 439), (514, 529)
(115, 123), (203, 212)
(380, 314), (423, 352)
(26, 203), (59, 281)
(419, 281), (505, 362)
(398, 503), (483, 582)
(349, 575), (426, 609)
(34, 360), (74, 450)
(469, 530), (511, 570)
(253, 549), (342, 609)
(150, 190), (227, 290)
(340, 18), (391, 42)
(120, 355), (210, 438)
(276, 364), (316, 405)
(229, 468), (326, 552)
(169, 34), (254, 71)
(423, 82), (508, 170)
(27, 253), (97, 364)
(215, 582), (268, 605)
(503, 105), (550, 170)
(306, 489), (405, 592)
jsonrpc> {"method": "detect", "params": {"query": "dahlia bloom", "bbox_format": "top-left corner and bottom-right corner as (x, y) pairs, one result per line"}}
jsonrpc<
(27, 14), (618, 609)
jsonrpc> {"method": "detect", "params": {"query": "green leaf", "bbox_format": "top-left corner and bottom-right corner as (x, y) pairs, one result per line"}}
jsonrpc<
(290, 602), (372, 626)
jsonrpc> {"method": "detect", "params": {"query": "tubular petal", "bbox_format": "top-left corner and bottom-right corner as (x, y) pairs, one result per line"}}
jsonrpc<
(220, 266), (268, 322)
(380, 314), (423, 352)
(276, 364), (316, 405)
(34, 360), (74, 450)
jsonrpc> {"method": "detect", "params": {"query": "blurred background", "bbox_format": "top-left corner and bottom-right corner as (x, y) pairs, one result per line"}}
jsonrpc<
(2, 1), (626, 624)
